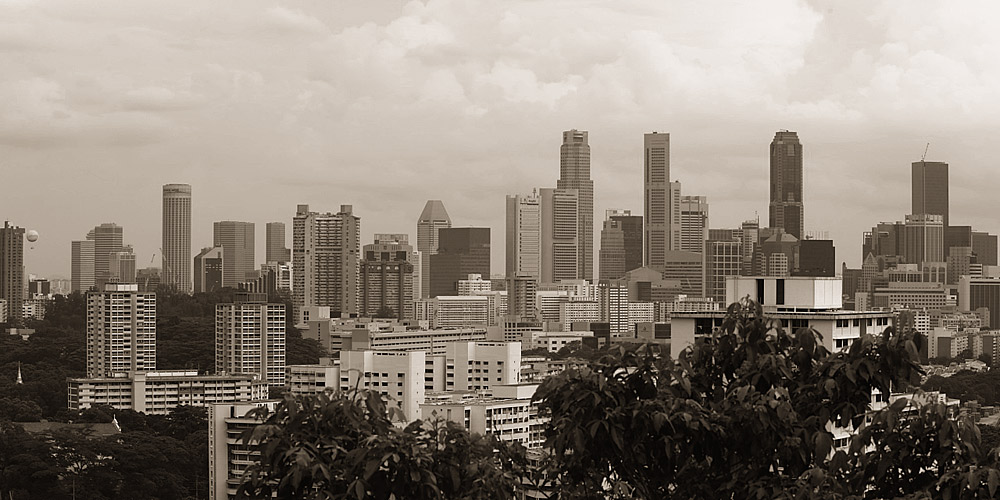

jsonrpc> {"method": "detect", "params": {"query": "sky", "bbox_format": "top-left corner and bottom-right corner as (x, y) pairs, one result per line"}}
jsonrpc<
(3, 0), (1000, 279)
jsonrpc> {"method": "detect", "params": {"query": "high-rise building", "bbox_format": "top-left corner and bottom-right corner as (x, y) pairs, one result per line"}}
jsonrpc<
(796, 239), (836, 277)
(912, 161), (949, 229)
(162, 184), (192, 293)
(558, 130), (593, 280)
(216, 293), (286, 387)
(0, 221), (25, 324)
(644, 132), (671, 268)
(86, 283), (156, 378)
(740, 219), (760, 276)
(600, 217), (625, 281)
(429, 228), (490, 297)
(194, 247), (224, 293)
(416, 200), (452, 299)
(904, 214), (945, 265)
(769, 131), (804, 239)
(678, 196), (709, 253)
(973, 231), (999, 267)
(91, 223), (124, 288)
(506, 275), (538, 321)
(704, 231), (742, 302)
(265, 222), (291, 264)
(609, 210), (643, 274)
(360, 234), (414, 320)
(214, 221), (256, 287)
(71, 240), (96, 292)
(109, 246), (137, 284)
(293, 204), (360, 322)
(505, 192), (541, 279)
(539, 188), (579, 283)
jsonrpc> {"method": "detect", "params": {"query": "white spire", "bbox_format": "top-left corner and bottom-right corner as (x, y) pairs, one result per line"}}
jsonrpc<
(16, 362), (23, 384)
(112, 414), (120, 432)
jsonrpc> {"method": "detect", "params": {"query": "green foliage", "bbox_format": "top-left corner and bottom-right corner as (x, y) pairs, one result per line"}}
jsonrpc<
(534, 298), (1000, 499)
(237, 391), (522, 500)
(924, 370), (1000, 405)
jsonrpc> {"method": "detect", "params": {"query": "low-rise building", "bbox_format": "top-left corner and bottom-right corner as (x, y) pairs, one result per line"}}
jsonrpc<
(68, 371), (267, 415)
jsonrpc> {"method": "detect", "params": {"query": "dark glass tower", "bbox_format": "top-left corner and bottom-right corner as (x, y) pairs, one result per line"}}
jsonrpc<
(768, 131), (803, 239)
(912, 161), (949, 228)
(558, 130), (593, 281)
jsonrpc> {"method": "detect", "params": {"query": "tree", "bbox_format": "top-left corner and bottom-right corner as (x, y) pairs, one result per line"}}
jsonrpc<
(237, 390), (521, 500)
(534, 298), (1000, 499)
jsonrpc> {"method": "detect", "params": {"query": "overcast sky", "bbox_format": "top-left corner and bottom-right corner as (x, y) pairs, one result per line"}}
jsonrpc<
(4, 0), (1000, 279)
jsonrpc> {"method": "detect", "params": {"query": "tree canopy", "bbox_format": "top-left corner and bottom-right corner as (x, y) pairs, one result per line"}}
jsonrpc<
(240, 299), (1000, 499)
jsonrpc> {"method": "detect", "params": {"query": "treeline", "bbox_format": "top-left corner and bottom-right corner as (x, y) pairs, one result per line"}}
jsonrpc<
(0, 405), (208, 500)
(923, 370), (1000, 406)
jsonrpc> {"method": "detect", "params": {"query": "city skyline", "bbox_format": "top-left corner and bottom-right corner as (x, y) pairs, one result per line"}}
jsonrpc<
(5, 1), (1000, 279)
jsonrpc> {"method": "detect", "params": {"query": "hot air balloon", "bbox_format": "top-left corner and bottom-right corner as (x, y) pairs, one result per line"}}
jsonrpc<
(26, 230), (38, 243)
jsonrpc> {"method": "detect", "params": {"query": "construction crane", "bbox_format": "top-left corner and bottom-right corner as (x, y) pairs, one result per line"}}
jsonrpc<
(143, 253), (156, 291)
(921, 142), (930, 162)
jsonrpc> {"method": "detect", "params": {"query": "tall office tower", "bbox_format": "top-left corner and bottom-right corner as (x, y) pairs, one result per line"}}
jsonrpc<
(293, 204), (360, 321)
(213, 221), (256, 287)
(506, 275), (538, 320)
(194, 247), (224, 293)
(216, 293), (286, 387)
(360, 234), (414, 320)
(416, 200), (452, 299)
(71, 240), (96, 292)
(769, 131), (804, 239)
(429, 228), (490, 297)
(973, 231), (999, 266)
(704, 229), (742, 302)
(558, 130), (594, 280)
(644, 132), (671, 267)
(864, 221), (907, 261)
(162, 184), (192, 293)
(109, 246), (137, 283)
(904, 214), (945, 265)
(600, 217), (626, 280)
(959, 277), (1000, 330)
(605, 210), (642, 274)
(912, 161), (949, 228)
(91, 223), (124, 287)
(739, 219), (760, 276)
(0, 222), (25, 324)
(678, 196), (709, 253)
(86, 283), (156, 378)
(505, 192), (541, 279)
(539, 188), (579, 283)
(598, 280), (629, 336)
(265, 222), (291, 263)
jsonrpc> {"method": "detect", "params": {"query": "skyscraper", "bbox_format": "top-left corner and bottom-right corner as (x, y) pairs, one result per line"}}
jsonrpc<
(91, 223), (124, 288)
(416, 200), (452, 298)
(704, 230), (742, 302)
(216, 293), (286, 387)
(904, 214), (945, 265)
(360, 234), (414, 319)
(609, 210), (643, 275)
(678, 196), (709, 253)
(0, 221), (25, 324)
(600, 217), (625, 281)
(558, 130), (594, 280)
(213, 221), (256, 287)
(912, 161), (949, 228)
(86, 283), (156, 378)
(109, 247), (137, 284)
(540, 188), (579, 283)
(71, 240), (96, 292)
(505, 191), (540, 279)
(265, 222), (291, 263)
(162, 184), (192, 293)
(293, 204), (360, 322)
(194, 246), (224, 293)
(769, 131), (804, 239)
(429, 228), (490, 297)
(644, 132), (680, 268)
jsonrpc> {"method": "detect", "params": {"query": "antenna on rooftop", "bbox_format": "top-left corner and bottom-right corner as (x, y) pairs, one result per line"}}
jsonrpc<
(921, 143), (930, 162)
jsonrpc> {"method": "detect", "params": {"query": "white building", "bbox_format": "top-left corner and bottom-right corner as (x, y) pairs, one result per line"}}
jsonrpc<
(209, 400), (279, 500)
(671, 277), (893, 359)
(216, 293), (286, 387)
(523, 330), (593, 352)
(457, 274), (492, 295)
(415, 295), (490, 328)
(340, 350), (426, 422)
(86, 283), (156, 378)
(420, 383), (545, 449)
(68, 371), (267, 415)
(559, 300), (600, 331)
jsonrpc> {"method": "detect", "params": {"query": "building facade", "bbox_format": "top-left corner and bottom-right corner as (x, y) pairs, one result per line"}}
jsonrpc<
(194, 246), (225, 293)
(558, 129), (594, 281)
(265, 222), (291, 263)
(360, 234), (414, 320)
(0, 221), (24, 324)
(86, 283), (156, 378)
(540, 187), (579, 283)
(72, 240), (96, 292)
(416, 200), (452, 299)
(912, 160), (949, 228)
(162, 184), (192, 293)
(215, 293), (286, 387)
(429, 227), (490, 297)
(505, 192), (541, 280)
(292, 204), (360, 322)
(214, 221), (256, 288)
(768, 131), (804, 240)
